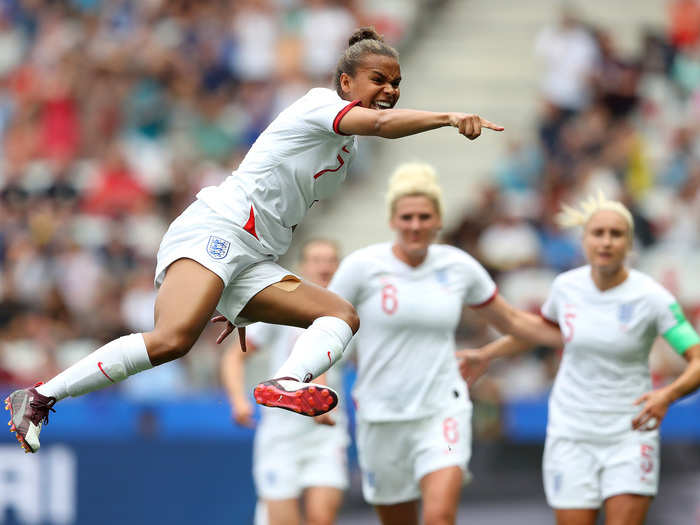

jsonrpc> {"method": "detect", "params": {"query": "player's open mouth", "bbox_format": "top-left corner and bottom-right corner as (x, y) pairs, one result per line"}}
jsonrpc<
(371, 100), (393, 110)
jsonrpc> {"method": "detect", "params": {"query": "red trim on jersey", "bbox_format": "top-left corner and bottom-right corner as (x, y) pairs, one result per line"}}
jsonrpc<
(333, 99), (361, 135)
(470, 287), (499, 309)
(243, 205), (259, 239)
(540, 312), (559, 327)
(342, 145), (350, 153)
(313, 154), (345, 179)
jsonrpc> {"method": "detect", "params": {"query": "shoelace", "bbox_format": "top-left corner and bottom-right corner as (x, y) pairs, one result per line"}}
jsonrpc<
(30, 397), (56, 426)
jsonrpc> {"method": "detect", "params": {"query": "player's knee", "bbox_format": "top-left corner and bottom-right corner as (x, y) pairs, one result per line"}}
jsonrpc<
(305, 513), (333, 525)
(148, 329), (196, 361)
(423, 505), (455, 525)
(335, 300), (360, 334)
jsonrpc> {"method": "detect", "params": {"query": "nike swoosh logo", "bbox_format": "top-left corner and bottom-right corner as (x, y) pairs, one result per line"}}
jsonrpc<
(97, 362), (115, 383)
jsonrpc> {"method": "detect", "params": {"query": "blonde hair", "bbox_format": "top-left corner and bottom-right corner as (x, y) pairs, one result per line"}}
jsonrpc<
(386, 163), (444, 218)
(556, 189), (634, 238)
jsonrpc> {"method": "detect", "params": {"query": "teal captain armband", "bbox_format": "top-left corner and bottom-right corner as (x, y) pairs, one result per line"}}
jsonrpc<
(663, 303), (700, 355)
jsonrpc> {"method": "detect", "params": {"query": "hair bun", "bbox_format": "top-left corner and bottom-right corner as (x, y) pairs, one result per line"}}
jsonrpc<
(348, 26), (384, 47)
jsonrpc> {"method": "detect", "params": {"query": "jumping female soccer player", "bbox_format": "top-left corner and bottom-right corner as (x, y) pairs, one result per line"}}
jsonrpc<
(5, 27), (504, 453)
(460, 192), (700, 525)
(328, 163), (562, 525)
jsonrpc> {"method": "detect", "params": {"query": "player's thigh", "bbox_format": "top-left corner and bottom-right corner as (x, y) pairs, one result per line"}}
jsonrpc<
(419, 466), (462, 525)
(146, 258), (224, 364)
(303, 487), (343, 525)
(264, 498), (301, 525)
(554, 509), (599, 525)
(603, 494), (652, 525)
(374, 501), (420, 525)
(240, 279), (358, 331)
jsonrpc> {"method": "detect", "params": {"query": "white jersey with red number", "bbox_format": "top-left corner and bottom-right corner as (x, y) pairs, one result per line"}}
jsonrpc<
(329, 242), (497, 422)
(541, 266), (682, 441)
(197, 88), (359, 256)
(246, 322), (348, 436)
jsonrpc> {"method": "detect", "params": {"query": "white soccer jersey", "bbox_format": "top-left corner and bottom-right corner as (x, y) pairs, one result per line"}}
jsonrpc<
(541, 266), (683, 441)
(197, 88), (359, 256)
(246, 322), (348, 437)
(329, 243), (497, 422)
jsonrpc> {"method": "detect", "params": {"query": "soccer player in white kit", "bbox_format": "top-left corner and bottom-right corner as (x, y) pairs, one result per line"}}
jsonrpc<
(460, 192), (700, 525)
(5, 27), (506, 454)
(328, 163), (563, 525)
(221, 239), (349, 525)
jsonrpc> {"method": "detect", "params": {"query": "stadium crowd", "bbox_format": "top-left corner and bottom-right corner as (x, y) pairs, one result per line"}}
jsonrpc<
(0, 0), (698, 440)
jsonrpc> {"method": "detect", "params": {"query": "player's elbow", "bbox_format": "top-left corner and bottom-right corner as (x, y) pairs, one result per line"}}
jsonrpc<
(373, 111), (401, 138)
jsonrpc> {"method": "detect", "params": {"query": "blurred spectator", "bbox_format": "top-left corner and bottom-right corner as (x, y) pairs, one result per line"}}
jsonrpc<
(534, 7), (599, 114)
(669, 0), (700, 50)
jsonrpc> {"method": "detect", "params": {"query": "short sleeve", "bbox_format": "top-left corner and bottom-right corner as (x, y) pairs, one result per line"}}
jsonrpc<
(462, 256), (498, 307)
(300, 88), (361, 136)
(540, 280), (560, 325)
(328, 252), (366, 306)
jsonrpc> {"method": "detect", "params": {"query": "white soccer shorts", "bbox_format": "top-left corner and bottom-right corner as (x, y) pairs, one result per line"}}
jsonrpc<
(356, 404), (472, 505)
(253, 423), (349, 500)
(543, 430), (660, 509)
(154, 199), (296, 326)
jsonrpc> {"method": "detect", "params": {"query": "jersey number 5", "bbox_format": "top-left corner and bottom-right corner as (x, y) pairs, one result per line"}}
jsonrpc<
(381, 284), (398, 315)
(563, 312), (576, 343)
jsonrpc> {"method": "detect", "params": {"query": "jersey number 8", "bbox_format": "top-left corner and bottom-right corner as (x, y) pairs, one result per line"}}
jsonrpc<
(381, 284), (398, 315)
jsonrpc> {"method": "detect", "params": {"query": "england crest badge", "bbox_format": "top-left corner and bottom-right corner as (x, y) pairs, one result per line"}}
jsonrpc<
(618, 302), (635, 331)
(207, 236), (230, 260)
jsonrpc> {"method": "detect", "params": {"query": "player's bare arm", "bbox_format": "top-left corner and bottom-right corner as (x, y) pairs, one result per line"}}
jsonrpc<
(221, 338), (256, 428)
(338, 106), (504, 139)
(473, 294), (564, 348)
(457, 335), (537, 386)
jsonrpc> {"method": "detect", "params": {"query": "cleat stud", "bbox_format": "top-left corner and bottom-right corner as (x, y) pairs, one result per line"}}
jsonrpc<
(308, 387), (316, 394)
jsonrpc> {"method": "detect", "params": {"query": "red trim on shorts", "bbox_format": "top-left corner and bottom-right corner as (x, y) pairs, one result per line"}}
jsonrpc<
(333, 99), (361, 135)
(470, 287), (499, 309)
(540, 312), (559, 327)
(243, 205), (259, 239)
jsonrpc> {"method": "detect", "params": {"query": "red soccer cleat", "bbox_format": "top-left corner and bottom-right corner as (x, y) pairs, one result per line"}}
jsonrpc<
(253, 377), (338, 416)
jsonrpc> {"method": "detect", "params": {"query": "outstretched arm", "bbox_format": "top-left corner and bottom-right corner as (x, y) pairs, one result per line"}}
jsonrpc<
(474, 294), (563, 348)
(457, 335), (554, 386)
(220, 338), (256, 428)
(338, 106), (504, 139)
(632, 345), (700, 430)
